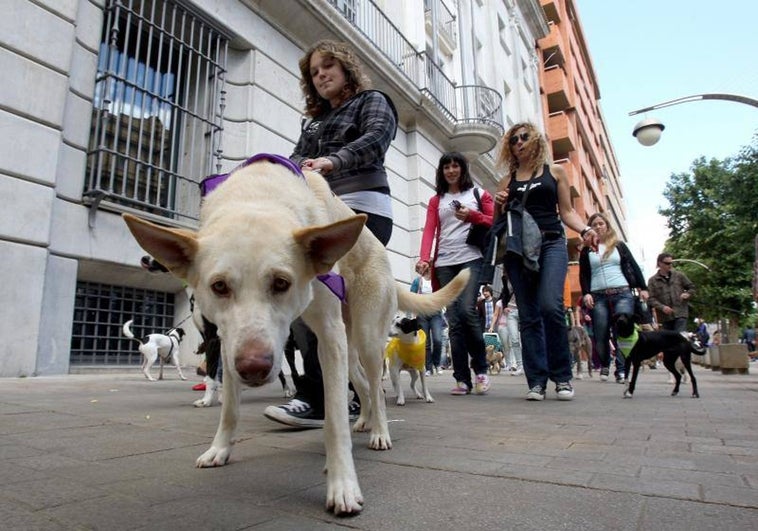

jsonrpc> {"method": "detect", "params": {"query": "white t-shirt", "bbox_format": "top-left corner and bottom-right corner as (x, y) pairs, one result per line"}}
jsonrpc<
(434, 188), (483, 267)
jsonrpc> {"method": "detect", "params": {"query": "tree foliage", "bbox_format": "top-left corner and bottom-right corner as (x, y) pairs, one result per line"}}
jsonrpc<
(659, 135), (757, 326)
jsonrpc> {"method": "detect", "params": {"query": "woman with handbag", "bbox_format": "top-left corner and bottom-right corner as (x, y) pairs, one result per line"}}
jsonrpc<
(578, 212), (649, 383)
(493, 123), (598, 401)
(415, 152), (494, 395)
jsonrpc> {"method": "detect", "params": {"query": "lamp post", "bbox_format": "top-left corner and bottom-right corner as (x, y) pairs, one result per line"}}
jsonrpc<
(672, 258), (710, 271)
(628, 93), (758, 146)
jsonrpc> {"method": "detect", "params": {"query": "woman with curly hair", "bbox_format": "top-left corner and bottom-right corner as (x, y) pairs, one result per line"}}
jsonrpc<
(265, 40), (398, 428)
(579, 212), (648, 383)
(493, 122), (598, 401)
(290, 39), (397, 243)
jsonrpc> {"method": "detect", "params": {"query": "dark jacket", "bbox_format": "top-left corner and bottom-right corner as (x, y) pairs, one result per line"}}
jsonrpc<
(579, 241), (647, 296)
(647, 269), (695, 321)
(290, 90), (398, 196)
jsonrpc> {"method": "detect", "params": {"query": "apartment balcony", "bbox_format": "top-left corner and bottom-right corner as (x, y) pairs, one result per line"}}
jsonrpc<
(424, 0), (457, 54)
(541, 0), (561, 24)
(547, 111), (576, 158)
(540, 23), (565, 68)
(544, 65), (571, 113)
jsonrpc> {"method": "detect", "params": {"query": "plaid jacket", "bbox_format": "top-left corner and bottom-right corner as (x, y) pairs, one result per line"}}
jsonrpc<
(290, 90), (397, 196)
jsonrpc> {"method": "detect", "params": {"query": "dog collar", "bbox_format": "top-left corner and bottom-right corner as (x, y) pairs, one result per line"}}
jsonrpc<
(200, 153), (304, 197)
(199, 153), (346, 302)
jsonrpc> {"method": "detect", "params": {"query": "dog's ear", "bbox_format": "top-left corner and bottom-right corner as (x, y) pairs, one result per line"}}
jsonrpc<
(293, 214), (367, 275)
(123, 214), (198, 279)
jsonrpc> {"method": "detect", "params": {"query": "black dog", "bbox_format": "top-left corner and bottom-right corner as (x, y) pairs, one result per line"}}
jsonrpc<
(615, 314), (705, 399)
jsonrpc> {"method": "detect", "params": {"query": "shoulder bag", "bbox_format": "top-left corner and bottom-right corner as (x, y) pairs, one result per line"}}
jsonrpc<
(465, 188), (490, 253)
(503, 170), (542, 272)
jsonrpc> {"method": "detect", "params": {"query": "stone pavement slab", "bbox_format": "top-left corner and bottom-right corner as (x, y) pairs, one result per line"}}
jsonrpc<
(0, 364), (756, 530)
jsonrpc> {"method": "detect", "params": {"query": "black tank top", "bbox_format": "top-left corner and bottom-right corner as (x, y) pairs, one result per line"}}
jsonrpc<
(507, 164), (563, 233)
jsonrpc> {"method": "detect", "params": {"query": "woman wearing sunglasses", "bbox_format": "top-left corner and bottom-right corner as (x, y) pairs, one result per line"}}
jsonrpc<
(493, 122), (598, 401)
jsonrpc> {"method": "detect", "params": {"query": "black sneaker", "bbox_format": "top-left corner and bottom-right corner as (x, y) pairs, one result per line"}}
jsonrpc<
(264, 398), (324, 428)
(348, 401), (360, 422)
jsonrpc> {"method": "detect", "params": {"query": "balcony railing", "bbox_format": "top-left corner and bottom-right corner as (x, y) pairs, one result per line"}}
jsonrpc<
(327, 0), (502, 133)
(424, 0), (457, 50)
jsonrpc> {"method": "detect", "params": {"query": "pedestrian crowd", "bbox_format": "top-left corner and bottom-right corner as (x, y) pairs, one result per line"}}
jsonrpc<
(142, 38), (745, 430)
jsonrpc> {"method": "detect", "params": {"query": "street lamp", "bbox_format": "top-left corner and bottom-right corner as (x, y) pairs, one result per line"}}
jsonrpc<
(672, 258), (710, 271)
(628, 93), (758, 146)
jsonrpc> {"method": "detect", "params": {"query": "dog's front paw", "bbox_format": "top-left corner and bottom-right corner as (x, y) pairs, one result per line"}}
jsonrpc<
(396, 398), (405, 406)
(623, 389), (633, 399)
(326, 476), (363, 515)
(424, 394), (434, 403)
(193, 396), (218, 408)
(196, 446), (231, 467)
(368, 430), (392, 451)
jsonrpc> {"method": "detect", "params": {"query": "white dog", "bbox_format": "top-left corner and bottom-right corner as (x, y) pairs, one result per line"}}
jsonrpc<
(122, 156), (468, 515)
(122, 320), (187, 381)
(385, 315), (433, 405)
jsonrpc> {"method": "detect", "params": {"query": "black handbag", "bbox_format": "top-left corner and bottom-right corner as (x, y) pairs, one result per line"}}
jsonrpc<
(465, 188), (489, 253)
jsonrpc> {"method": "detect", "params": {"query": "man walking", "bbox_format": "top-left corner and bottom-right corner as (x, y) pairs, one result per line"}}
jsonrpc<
(647, 253), (695, 332)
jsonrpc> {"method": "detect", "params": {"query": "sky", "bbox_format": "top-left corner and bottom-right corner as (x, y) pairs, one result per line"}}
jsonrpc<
(576, 0), (758, 277)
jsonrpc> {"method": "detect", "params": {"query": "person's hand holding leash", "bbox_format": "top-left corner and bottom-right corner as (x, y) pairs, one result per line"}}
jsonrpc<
(302, 157), (334, 174)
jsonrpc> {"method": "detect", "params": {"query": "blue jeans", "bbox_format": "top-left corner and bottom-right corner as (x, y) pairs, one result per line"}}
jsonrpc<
(661, 318), (687, 333)
(419, 312), (444, 371)
(590, 289), (635, 373)
(505, 237), (572, 389)
(435, 258), (488, 388)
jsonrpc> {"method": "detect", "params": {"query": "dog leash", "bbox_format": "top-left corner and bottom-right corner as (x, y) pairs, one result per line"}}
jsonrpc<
(166, 313), (193, 335)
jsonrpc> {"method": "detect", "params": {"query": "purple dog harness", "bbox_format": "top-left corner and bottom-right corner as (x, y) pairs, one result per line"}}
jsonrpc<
(199, 154), (346, 302)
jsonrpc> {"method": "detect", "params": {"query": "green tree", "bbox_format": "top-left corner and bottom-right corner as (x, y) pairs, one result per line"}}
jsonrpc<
(659, 135), (757, 335)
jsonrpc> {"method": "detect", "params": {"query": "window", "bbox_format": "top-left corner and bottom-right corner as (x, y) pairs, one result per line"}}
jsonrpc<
(85, 0), (228, 222)
(70, 282), (176, 366)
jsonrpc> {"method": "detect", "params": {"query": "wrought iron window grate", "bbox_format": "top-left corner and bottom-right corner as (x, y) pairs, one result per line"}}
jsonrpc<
(70, 281), (175, 366)
(85, 0), (228, 223)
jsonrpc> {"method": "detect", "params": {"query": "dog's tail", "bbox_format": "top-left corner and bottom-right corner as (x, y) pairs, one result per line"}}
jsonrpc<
(122, 320), (143, 344)
(397, 268), (471, 316)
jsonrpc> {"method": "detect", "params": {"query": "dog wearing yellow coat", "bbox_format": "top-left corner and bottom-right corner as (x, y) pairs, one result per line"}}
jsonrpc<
(385, 316), (433, 405)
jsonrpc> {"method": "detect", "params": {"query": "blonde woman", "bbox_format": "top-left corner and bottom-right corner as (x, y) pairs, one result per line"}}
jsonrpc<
(493, 122), (598, 401)
(579, 212), (648, 383)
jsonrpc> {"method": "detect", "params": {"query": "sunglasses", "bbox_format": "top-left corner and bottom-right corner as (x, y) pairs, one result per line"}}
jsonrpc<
(661, 261), (673, 266)
(509, 132), (529, 145)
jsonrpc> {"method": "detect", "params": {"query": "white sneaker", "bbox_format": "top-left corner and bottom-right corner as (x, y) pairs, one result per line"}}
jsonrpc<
(556, 382), (575, 401)
(511, 368), (523, 376)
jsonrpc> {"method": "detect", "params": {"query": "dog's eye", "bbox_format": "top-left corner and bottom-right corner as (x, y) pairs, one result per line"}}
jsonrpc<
(211, 280), (230, 297)
(272, 276), (290, 294)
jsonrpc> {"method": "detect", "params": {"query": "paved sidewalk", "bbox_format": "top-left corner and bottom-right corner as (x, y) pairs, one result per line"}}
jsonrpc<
(1, 364), (757, 530)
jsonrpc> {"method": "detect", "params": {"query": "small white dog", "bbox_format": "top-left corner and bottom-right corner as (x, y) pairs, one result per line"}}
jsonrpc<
(122, 320), (187, 381)
(385, 315), (433, 406)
